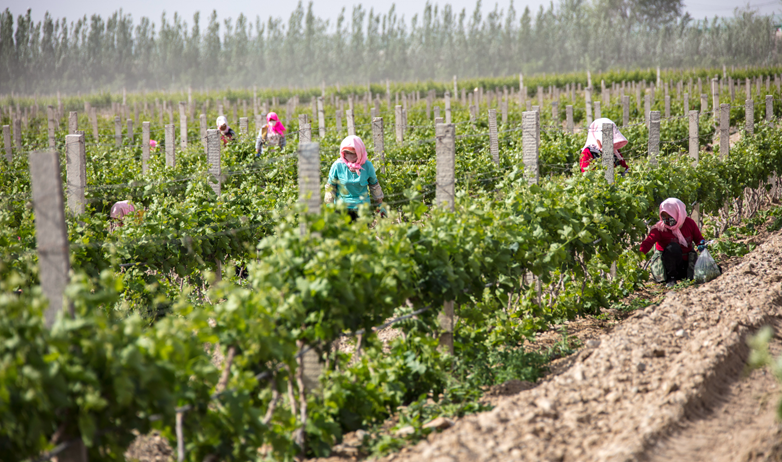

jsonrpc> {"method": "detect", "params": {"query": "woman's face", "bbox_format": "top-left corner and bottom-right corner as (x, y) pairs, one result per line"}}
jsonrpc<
(342, 147), (358, 163)
(269, 119), (277, 126)
(219, 123), (227, 131)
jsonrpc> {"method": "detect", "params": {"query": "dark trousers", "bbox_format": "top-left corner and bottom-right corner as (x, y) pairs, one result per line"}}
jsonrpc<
(661, 242), (697, 282)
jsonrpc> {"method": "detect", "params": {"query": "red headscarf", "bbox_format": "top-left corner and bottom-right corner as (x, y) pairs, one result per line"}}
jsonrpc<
(653, 198), (688, 247)
(339, 136), (368, 172)
(267, 112), (286, 135)
(110, 200), (135, 219)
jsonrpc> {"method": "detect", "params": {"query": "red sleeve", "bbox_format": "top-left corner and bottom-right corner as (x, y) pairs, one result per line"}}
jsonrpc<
(619, 158), (629, 170)
(580, 148), (592, 173)
(686, 217), (704, 244)
(639, 229), (661, 254)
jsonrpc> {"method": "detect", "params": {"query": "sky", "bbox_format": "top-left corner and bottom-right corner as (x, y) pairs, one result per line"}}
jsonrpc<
(3, 0), (779, 28)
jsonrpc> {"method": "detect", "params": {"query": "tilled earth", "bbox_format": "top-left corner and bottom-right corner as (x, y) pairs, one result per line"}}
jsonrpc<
(385, 229), (782, 462)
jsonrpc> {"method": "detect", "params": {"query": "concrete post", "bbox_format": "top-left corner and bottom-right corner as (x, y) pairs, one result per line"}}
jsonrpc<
(69, 111), (78, 134)
(648, 111), (660, 168)
(318, 97), (326, 138)
(719, 104), (730, 159)
(114, 116), (122, 147)
(300, 123), (312, 144)
(636, 85), (642, 112)
(165, 124), (175, 167)
(766, 95), (774, 127)
(566, 105), (574, 134)
(372, 117), (385, 174)
(435, 121), (455, 355)
(395, 105), (403, 144)
(179, 102), (188, 149)
(28, 150), (71, 328)
(746, 99), (754, 136)
(689, 110), (700, 163)
(298, 142), (321, 231)
(346, 109), (355, 136)
(522, 111), (540, 184)
(47, 106), (56, 149)
(142, 122), (150, 174)
(200, 114), (208, 148)
(445, 91), (452, 124)
(3, 125), (10, 162)
(602, 123), (615, 184)
(585, 88), (593, 126)
(12, 115), (21, 151)
(689, 110), (701, 227)
(91, 108), (98, 140)
(489, 109), (499, 166)
(206, 129), (221, 196)
(712, 79), (720, 118)
(65, 134), (86, 215)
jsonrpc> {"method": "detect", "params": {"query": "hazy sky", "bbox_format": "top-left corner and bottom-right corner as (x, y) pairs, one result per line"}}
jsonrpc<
(4, 0), (779, 27)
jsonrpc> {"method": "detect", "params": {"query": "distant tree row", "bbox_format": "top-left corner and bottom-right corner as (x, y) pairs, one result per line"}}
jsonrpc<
(0, 0), (776, 94)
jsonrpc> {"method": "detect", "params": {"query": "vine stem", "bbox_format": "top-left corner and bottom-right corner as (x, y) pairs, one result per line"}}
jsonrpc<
(295, 341), (309, 458)
(215, 346), (236, 394)
(262, 376), (280, 425)
(175, 411), (185, 462)
(286, 365), (297, 426)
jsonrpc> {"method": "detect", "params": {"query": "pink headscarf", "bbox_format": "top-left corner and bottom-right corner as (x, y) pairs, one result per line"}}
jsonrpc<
(653, 198), (688, 247)
(149, 140), (157, 151)
(584, 118), (628, 160)
(339, 136), (368, 172)
(110, 200), (135, 219)
(267, 112), (286, 135)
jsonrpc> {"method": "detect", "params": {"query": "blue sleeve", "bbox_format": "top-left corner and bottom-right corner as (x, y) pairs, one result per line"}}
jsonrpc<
(328, 162), (339, 185)
(365, 161), (378, 185)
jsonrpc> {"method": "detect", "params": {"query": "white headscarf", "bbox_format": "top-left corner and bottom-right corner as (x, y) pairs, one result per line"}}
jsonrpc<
(583, 118), (628, 160)
(216, 116), (228, 129)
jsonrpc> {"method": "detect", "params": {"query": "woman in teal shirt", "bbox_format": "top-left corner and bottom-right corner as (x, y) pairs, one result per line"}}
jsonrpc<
(325, 135), (385, 220)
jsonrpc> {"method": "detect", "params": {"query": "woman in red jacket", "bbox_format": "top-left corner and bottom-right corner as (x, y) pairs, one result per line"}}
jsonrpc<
(640, 198), (706, 286)
(580, 118), (629, 175)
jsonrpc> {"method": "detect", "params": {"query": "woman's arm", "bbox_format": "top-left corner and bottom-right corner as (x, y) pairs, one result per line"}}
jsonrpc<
(579, 148), (592, 173)
(366, 163), (383, 202)
(325, 163), (339, 204)
(639, 230), (659, 254)
(255, 128), (265, 152)
(688, 217), (705, 244)
(369, 183), (384, 203)
(324, 183), (337, 204)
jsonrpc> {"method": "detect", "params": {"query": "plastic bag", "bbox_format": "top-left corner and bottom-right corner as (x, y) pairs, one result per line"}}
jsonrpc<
(694, 249), (721, 284)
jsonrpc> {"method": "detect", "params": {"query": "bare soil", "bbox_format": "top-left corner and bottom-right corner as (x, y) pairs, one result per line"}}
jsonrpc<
(385, 228), (782, 462)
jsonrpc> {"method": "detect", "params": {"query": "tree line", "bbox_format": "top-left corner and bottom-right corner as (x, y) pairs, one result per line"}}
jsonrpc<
(0, 0), (777, 94)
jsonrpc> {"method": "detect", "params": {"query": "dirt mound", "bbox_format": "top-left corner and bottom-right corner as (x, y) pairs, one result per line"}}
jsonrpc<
(124, 430), (173, 462)
(387, 230), (782, 462)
